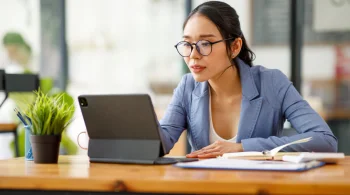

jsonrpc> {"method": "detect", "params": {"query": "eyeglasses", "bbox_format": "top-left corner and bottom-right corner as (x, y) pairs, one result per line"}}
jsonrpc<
(174, 38), (235, 57)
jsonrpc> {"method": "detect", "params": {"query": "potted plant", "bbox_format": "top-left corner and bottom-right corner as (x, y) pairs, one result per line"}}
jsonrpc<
(24, 90), (74, 163)
(9, 78), (78, 157)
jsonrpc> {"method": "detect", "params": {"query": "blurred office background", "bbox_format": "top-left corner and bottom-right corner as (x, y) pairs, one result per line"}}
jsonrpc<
(0, 0), (349, 159)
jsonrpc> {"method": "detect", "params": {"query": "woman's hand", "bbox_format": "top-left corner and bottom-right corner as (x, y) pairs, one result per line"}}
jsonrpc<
(186, 141), (243, 158)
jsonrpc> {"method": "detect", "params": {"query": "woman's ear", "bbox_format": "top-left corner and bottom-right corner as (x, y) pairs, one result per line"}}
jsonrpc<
(230, 38), (242, 58)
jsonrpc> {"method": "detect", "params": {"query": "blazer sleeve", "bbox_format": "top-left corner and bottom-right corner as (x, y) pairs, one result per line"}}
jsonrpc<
(241, 70), (338, 152)
(159, 75), (188, 154)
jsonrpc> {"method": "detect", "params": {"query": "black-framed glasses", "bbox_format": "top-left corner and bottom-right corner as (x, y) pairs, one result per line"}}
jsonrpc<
(174, 37), (235, 57)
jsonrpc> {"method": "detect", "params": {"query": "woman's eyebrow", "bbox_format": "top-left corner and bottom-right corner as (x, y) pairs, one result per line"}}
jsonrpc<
(182, 34), (216, 39)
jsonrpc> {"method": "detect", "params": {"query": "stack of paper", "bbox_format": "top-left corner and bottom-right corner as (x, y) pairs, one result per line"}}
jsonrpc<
(175, 158), (325, 171)
(282, 153), (345, 163)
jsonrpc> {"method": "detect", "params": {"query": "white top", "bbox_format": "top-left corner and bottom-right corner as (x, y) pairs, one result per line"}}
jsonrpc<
(209, 88), (237, 144)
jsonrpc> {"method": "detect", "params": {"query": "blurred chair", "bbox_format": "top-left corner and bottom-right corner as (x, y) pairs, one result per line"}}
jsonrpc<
(0, 70), (39, 157)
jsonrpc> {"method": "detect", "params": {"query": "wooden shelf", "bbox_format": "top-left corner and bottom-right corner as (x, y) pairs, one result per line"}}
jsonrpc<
(323, 109), (350, 121)
(0, 123), (17, 132)
(307, 78), (350, 121)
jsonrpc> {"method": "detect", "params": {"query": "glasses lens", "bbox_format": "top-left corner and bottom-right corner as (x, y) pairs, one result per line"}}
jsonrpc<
(197, 40), (212, 56)
(176, 41), (192, 57)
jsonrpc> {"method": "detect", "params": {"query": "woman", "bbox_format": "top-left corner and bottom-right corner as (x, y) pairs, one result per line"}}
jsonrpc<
(159, 1), (337, 158)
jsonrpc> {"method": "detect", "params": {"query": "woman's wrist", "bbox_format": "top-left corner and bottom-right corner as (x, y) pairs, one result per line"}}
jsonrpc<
(236, 143), (244, 152)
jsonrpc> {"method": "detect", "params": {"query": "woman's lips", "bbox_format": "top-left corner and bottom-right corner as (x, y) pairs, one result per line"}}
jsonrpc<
(190, 65), (206, 73)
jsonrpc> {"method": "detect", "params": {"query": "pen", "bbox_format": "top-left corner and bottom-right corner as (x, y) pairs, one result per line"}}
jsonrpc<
(14, 108), (28, 126)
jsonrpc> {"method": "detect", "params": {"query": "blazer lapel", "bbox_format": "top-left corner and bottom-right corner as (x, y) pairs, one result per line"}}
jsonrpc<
(236, 59), (262, 141)
(190, 81), (210, 150)
(237, 97), (263, 141)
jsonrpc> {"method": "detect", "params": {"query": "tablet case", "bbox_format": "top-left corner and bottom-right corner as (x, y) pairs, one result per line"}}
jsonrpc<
(78, 94), (175, 164)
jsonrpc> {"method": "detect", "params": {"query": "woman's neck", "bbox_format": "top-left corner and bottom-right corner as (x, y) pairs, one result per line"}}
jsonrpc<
(208, 65), (241, 99)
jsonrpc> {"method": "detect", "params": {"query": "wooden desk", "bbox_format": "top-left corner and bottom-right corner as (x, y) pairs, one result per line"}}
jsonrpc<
(1, 156), (350, 195)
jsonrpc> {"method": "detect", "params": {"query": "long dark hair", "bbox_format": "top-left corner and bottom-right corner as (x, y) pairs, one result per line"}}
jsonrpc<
(183, 1), (255, 66)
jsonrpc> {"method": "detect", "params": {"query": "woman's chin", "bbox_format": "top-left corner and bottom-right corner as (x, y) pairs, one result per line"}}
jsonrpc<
(191, 73), (208, 82)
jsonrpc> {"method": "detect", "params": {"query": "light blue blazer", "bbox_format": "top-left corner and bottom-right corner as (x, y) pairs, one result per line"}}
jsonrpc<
(159, 58), (337, 154)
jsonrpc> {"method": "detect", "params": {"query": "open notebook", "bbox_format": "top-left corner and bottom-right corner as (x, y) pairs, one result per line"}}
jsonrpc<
(221, 137), (345, 163)
(221, 137), (312, 160)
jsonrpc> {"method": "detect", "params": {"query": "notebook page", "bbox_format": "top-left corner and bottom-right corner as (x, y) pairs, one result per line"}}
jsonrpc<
(221, 137), (313, 159)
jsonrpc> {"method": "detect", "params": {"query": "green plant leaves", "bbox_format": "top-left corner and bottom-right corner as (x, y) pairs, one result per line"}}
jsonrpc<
(24, 89), (75, 135)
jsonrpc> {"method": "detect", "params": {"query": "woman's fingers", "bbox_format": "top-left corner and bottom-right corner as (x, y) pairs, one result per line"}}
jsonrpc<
(186, 150), (202, 157)
(186, 141), (242, 158)
(201, 142), (217, 150)
(200, 148), (220, 154)
(197, 151), (222, 158)
(187, 143), (217, 156)
(186, 147), (220, 158)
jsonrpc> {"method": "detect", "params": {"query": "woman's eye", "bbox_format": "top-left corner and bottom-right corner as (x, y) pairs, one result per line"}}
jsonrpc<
(201, 42), (210, 47)
(183, 42), (191, 47)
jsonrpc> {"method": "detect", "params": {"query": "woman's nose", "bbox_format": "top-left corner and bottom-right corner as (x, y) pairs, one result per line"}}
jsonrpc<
(189, 45), (201, 59)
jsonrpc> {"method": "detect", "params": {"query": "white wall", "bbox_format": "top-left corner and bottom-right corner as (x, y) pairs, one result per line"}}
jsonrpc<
(66, 0), (185, 95)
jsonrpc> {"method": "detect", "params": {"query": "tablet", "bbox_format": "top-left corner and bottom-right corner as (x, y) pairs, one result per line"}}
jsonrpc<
(78, 94), (197, 164)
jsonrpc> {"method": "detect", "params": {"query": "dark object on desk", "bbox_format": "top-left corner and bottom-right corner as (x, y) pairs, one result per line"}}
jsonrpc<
(4, 74), (40, 92)
(0, 70), (39, 157)
(0, 70), (6, 108)
(0, 70), (4, 91)
(0, 71), (40, 108)
(78, 94), (198, 165)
